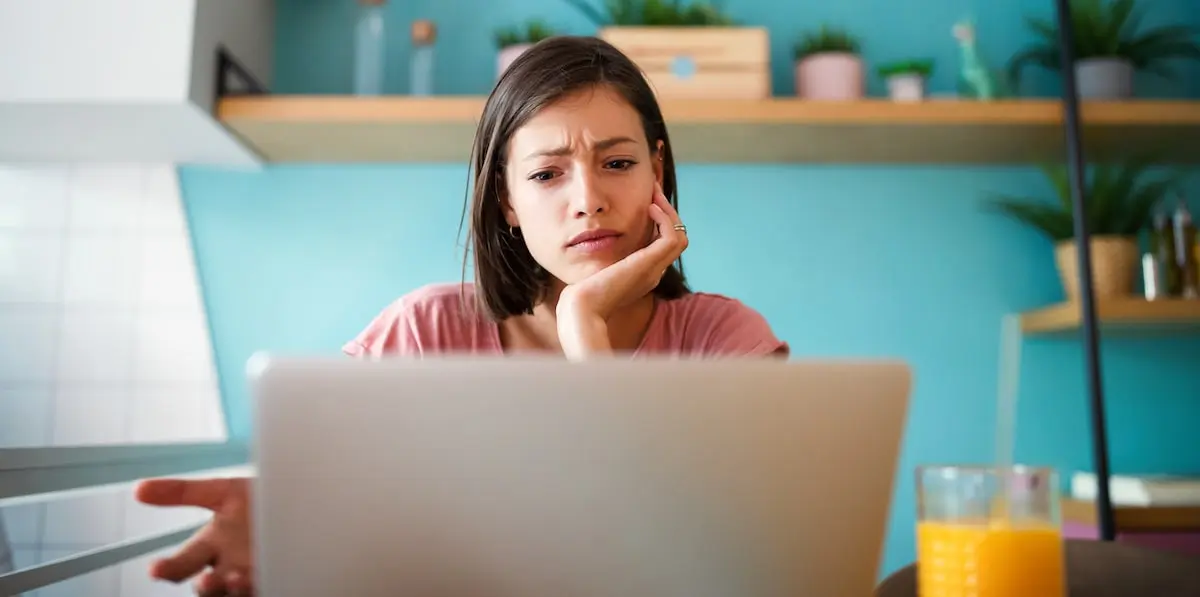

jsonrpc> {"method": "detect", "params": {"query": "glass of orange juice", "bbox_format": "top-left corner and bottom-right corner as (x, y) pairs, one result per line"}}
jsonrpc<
(916, 465), (1066, 597)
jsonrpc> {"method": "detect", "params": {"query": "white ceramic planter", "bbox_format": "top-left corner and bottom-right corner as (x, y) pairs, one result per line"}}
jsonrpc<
(885, 73), (926, 102)
(1075, 58), (1134, 99)
(795, 52), (863, 100)
(497, 43), (532, 79)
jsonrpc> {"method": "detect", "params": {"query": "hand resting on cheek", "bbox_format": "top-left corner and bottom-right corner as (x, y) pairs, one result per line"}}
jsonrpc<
(556, 180), (688, 339)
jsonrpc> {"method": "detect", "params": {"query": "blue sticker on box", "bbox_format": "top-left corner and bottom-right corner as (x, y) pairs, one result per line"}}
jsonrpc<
(670, 55), (697, 79)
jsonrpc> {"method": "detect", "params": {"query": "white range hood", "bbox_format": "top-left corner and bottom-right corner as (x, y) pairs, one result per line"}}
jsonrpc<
(0, 0), (274, 165)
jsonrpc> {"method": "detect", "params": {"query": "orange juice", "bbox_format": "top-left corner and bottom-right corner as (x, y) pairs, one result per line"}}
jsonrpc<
(916, 520), (1065, 597)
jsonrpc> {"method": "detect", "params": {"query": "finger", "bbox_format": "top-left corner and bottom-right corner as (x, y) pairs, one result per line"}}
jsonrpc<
(647, 204), (686, 264)
(652, 184), (683, 225)
(648, 204), (675, 239)
(194, 570), (226, 596)
(225, 570), (254, 594)
(136, 478), (231, 511)
(150, 534), (218, 583)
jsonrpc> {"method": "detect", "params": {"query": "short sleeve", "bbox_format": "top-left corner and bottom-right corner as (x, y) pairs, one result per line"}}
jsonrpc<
(341, 299), (421, 359)
(689, 295), (789, 358)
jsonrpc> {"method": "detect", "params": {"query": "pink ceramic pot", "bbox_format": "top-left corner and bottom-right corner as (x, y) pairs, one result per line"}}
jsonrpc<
(497, 43), (532, 80)
(795, 52), (864, 100)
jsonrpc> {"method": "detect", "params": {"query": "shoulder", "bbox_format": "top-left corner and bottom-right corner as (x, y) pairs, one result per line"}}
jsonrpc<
(393, 282), (477, 317)
(656, 292), (789, 357)
(341, 282), (489, 358)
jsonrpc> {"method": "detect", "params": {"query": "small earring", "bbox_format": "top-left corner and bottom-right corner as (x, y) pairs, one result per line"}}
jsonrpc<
(508, 225), (518, 237)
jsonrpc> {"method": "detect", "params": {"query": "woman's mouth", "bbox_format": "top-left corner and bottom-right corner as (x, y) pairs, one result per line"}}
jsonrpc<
(566, 229), (622, 252)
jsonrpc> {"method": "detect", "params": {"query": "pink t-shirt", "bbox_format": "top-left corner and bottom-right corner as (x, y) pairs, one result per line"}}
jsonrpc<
(342, 282), (788, 358)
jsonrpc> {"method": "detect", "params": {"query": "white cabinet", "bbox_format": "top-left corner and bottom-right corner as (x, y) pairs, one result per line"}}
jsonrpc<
(0, 0), (274, 165)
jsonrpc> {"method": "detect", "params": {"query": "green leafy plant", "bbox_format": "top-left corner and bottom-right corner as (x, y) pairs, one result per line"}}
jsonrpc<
(794, 25), (860, 61)
(877, 59), (935, 78)
(494, 20), (557, 48)
(562, 0), (735, 27)
(986, 160), (1188, 242)
(1007, 0), (1200, 89)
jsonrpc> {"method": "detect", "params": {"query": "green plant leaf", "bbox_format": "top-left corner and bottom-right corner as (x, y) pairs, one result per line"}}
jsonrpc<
(1118, 167), (1188, 233)
(986, 157), (1183, 241)
(1039, 163), (1074, 212)
(1026, 16), (1059, 42)
(1105, 0), (1136, 46)
(1087, 164), (1123, 232)
(1007, 45), (1059, 92)
(1009, 0), (1200, 83)
(494, 19), (558, 47)
(794, 25), (860, 60)
(986, 196), (1077, 241)
(584, 0), (733, 26)
(877, 59), (934, 78)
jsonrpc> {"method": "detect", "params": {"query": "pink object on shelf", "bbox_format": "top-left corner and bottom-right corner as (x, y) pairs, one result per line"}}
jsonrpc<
(795, 52), (863, 100)
(497, 44), (532, 79)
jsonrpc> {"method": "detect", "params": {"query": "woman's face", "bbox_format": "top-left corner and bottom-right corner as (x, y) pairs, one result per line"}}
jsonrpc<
(502, 84), (664, 287)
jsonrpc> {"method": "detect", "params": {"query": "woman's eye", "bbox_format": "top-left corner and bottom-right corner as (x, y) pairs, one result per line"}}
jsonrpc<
(530, 171), (556, 182)
(605, 159), (635, 170)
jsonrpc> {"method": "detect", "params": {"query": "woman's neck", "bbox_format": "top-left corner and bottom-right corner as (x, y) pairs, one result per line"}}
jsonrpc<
(499, 285), (657, 354)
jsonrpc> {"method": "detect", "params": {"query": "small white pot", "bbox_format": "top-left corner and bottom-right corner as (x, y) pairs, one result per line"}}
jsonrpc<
(795, 52), (864, 100)
(497, 43), (532, 79)
(886, 73), (926, 102)
(1075, 58), (1134, 99)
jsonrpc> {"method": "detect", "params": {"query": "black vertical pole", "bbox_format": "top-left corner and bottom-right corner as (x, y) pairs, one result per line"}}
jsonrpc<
(1052, 0), (1116, 541)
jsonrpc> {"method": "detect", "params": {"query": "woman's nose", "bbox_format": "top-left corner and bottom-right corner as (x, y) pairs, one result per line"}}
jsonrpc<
(570, 171), (609, 216)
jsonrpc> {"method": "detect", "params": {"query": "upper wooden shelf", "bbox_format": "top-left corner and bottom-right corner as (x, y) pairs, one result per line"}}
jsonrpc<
(217, 96), (1200, 164)
(1020, 298), (1200, 334)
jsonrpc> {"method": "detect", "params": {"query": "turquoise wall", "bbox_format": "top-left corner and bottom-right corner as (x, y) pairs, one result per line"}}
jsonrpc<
(179, 0), (1200, 580)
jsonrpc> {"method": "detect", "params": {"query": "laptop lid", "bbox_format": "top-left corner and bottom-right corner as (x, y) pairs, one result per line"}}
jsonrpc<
(249, 356), (911, 597)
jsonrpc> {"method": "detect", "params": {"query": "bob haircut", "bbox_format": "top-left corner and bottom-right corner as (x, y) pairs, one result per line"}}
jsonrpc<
(462, 35), (690, 321)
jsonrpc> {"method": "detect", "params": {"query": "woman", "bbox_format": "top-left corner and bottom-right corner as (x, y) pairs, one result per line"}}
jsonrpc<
(136, 35), (788, 596)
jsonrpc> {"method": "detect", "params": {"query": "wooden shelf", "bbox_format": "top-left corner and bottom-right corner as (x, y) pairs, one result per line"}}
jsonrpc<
(1063, 498), (1200, 532)
(1020, 298), (1200, 334)
(216, 96), (1200, 164)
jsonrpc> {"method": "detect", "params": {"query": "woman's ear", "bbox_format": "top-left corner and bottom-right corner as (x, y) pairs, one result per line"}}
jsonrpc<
(653, 139), (665, 186)
(497, 173), (520, 228)
(501, 195), (520, 229)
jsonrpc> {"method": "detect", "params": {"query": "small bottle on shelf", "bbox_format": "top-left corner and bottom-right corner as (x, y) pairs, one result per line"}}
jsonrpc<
(1141, 252), (1163, 300)
(1152, 209), (1181, 297)
(353, 0), (387, 96)
(409, 19), (437, 96)
(1172, 198), (1198, 299)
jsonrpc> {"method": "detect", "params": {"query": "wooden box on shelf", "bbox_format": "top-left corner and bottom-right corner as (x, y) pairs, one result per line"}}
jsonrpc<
(598, 26), (770, 100)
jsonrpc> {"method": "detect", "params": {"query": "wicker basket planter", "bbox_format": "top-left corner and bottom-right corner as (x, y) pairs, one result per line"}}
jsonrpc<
(1054, 236), (1140, 300)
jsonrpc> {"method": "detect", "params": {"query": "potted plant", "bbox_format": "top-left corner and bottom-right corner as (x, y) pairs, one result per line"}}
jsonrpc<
(562, 0), (770, 100)
(877, 59), (934, 101)
(987, 161), (1187, 300)
(794, 25), (863, 100)
(1007, 0), (1200, 99)
(494, 20), (557, 78)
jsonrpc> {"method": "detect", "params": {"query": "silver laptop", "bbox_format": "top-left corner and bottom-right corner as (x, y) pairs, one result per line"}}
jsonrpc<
(248, 356), (911, 597)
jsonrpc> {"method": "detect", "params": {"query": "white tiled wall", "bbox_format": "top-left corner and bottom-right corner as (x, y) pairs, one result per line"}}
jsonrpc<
(0, 164), (229, 596)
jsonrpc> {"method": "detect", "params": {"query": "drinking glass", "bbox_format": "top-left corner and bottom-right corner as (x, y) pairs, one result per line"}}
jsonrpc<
(915, 465), (1066, 597)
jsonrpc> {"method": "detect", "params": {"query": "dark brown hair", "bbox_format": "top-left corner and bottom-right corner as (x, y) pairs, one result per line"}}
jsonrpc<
(461, 35), (689, 321)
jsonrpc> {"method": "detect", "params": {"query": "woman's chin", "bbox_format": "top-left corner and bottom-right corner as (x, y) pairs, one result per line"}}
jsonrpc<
(559, 258), (621, 282)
